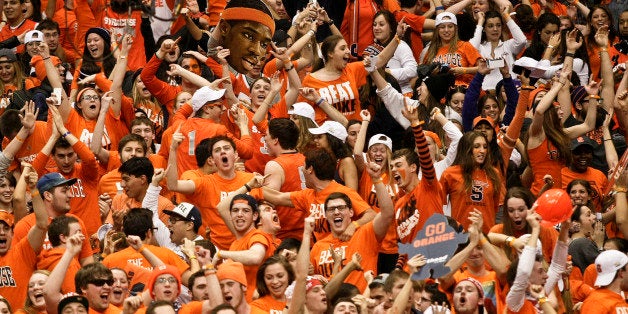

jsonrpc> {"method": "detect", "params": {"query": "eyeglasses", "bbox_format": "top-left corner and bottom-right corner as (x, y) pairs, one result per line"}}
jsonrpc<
(168, 216), (188, 224)
(156, 277), (177, 284)
(81, 95), (99, 101)
(326, 205), (349, 213)
(89, 278), (114, 287)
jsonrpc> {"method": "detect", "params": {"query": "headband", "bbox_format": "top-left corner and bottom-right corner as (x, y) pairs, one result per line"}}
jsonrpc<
(221, 8), (276, 36)
(232, 199), (250, 205)
(424, 131), (443, 149)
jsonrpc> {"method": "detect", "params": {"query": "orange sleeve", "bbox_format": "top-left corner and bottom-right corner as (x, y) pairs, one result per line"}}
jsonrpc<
(72, 139), (100, 183)
(94, 73), (112, 91)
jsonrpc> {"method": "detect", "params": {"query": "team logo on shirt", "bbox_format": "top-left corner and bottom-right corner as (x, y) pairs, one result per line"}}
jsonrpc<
(317, 83), (357, 116)
(0, 267), (16, 287)
(396, 195), (420, 241)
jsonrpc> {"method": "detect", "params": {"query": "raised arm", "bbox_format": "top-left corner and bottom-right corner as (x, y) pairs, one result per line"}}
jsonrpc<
(165, 125), (197, 194)
(40, 41), (71, 123)
(527, 70), (568, 141)
(89, 92), (112, 164)
(25, 163), (47, 252)
(288, 216), (315, 314)
(216, 173), (267, 236)
(595, 26), (615, 109)
(353, 111), (371, 174)
(168, 62), (212, 88)
(564, 80), (600, 139)
(299, 87), (348, 126)
(44, 233), (84, 314)
(614, 170), (628, 236)
(367, 158), (394, 242)
(0, 101), (37, 173)
(108, 35), (132, 117)
(402, 103), (437, 182)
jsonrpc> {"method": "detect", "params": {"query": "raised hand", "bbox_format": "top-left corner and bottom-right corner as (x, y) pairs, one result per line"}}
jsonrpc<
(360, 109), (371, 122)
(594, 25), (610, 48)
(215, 47), (230, 65)
(120, 34), (133, 56)
(21, 162), (38, 189)
(67, 233), (85, 256)
(401, 99), (420, 124)
(396, 17), (408, 38)
(19, 101), (38, 130)
(126, 235), (143, 251)
(548, 32), (561, 48)
(171, 124), (184, 150)
(152, 167), (168, 186)
(299, 87), (322, 102)
(566, 28), (583, 52)
(477, 58), (491, 75)
(247, 172), (268, 189)
(584, 78), (602, 97)
(407, 254), (427, 273)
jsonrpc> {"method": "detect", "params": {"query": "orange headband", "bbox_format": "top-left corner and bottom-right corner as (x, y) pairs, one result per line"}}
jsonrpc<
(221, 8), (275, 35)
(232, 200), (250, 205)
(424, 131), (443, 149)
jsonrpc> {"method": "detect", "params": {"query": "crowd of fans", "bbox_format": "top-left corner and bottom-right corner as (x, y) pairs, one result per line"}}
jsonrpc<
(0, 0), (627, 312)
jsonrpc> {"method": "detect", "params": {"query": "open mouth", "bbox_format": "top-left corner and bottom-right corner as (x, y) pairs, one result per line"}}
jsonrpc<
(221, 156), (229, 165)
(89, 104), (97, 110)
(112, 289), (123, 298)
(333, 217), (343, 227)
(459, 296), (467, 306)
(393, 173), (402, 185)
(100, 293), (109, 303)
(225, 295), (233, 302)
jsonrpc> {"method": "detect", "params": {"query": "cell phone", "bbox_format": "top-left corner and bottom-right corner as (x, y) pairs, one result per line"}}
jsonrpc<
(53, 88), (62, 104)
(365, 55), (378, 73)
(596, 212), (602, 221)
(486, 58), (505, 69)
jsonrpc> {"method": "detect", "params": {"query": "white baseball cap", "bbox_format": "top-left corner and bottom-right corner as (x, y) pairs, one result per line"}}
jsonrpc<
(191, 86), (226, 114)
(594, 250), (628, 287)
(288, 102), (316, 124)
(368, 134), (392, 151)
(24, 30), (44, 44)
(309, 121), (348, 142)
(435, 12), (457, 26)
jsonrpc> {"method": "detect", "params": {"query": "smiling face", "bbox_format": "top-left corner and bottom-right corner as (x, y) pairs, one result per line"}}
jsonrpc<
(472, 135), (488, 165)
(220, 279), (246, 308)
(471, 0), (489, 20)
(507, 197), (528, 231)
(110, 269), (129, 306)
(263, 263), (289, 299)
(86, 33), (105, 59)
(345, 124), (361, 149)
(569, 183), (590, 205)
(28, 272), (48, 309)
(453, 281), (482, 314)
(373, 14), (392, 43)
(0, 178), (14, 206)
(325, 198), (354, 237)
(83, 276), (113, 311)
(368, 143), (389, 168)
(26, 41), (41, 57)
(474, 123), (494, 143)
(0, 59), (15, 84)
(572, 146), (593, 172)
(3, 0), (23, 21)
(153, 274), (179, 302)
(222, 21), (272, 75)
(577, 206), (596, 234)
(120, 141), (146, 163)
(482, 98), (500, 121)
(391, 156), (417, 191)
(437, 23), (456, 43)
(167, 214), (192, 245)
(590, 8), (610, 31)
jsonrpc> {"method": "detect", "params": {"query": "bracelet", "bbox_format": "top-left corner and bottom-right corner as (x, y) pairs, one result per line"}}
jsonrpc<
(307, 29), (316, 37)
(435, 5), (444, 10)
(505, 236), (514, 247)
(411, 120), (424, 127)
(316, 98), (325, 106)
(137, 245), (145, 253)
(461, 68), (467, 74)
(599, 48), (608, 53)
(202, 264), (215, 270)
(352, 221), (361, 229)
(372, 177), (382, 184)
(589, 94), (601, 100)
(394, 35), (401, 44)
(605, 138), (613, 142)
(479, 236), (488, 246)
(284, 63), (294, 71)
(42, 56), (50, 61)
(14, 134), (24, 142)
(62, 131), (71, 138)
(614, 186), (628, 193)
(189, 255), (197, 260)
(565, 52), (575, 58)
(31, 190), (40, 198)
(119, 55), (126, 60)
(326, 19), (334, 25)
(538, 296), (548, 305)
(204, 269), (217, 276)
(244, 183), (252, 192)
(546, 45), (554, 50)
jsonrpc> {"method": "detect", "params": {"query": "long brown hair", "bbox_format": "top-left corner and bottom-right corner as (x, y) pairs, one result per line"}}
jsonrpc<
(423, 24), (460, 63)
(452, 131), (501, 194)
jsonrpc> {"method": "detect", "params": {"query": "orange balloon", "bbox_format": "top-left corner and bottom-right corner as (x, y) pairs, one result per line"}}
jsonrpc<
(535, 189), (573, 225)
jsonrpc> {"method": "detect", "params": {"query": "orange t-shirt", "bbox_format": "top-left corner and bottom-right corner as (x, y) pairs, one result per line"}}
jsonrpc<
(440, 166), (503, 233)
(102, 245), (189, 289)
(189, 171), (255, 250)
(358, 171), (399, 254)
(528, 138), (565, 195)
(64, 107), (130, 152)
(0, 236), (38, 309)
(250, 295), (286, 314)
(97, 153), (169, 200)
(31, 140), (102, 236)
(100, 8), (146, 71)
(422, 41), (481, 86)
(13, 213), (93, 262)
(531, 2), (568, 17)
(298, 62), (368, 125)
(270, 152), (307, 241)
(1, 121), (49, 171)
(289, 180), (371, 242)
(52, 8), (81, 64)
(395, 177), (444, 243)
(581, 288), (628, 313)
(110, 192), (174, 225)
(37, 247), (82, 294)
(310, 222), (380, 292)
(0, 19), (38, 53)
(229, 229), (273, 303)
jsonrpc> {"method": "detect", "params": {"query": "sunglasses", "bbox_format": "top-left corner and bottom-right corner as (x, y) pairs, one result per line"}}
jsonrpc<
(89, 278), (114, 287)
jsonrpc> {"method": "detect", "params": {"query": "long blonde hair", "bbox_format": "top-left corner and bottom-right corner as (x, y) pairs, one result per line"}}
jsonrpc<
(423, 25), (460, 64)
